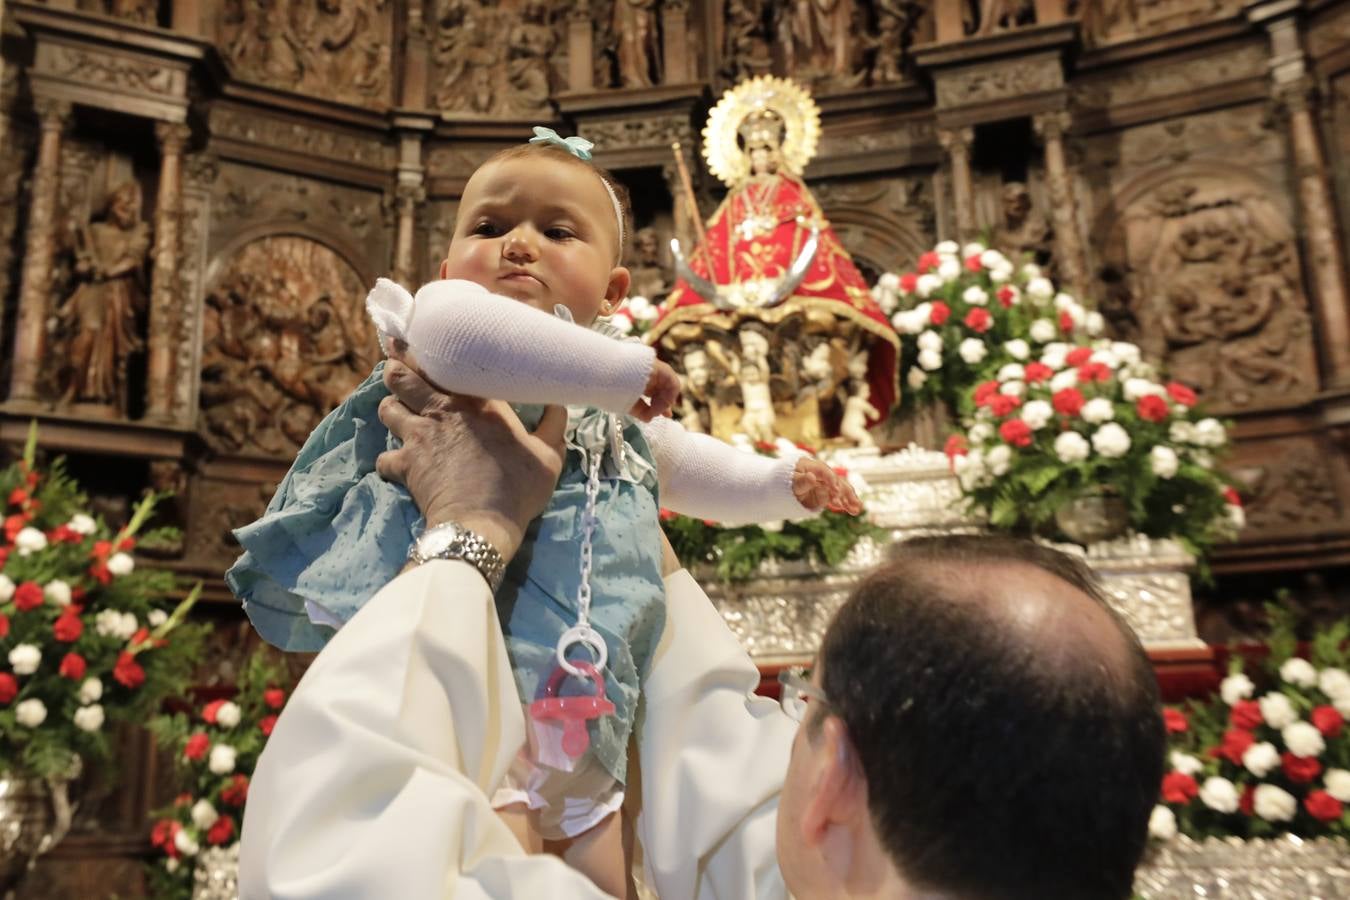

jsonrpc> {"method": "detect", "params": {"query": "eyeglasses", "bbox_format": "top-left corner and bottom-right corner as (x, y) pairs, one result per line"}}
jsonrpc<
(778, 667), (830, 723)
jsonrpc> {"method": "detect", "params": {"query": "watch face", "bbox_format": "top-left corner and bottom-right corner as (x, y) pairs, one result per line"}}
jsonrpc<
(420, 524), (464, 558)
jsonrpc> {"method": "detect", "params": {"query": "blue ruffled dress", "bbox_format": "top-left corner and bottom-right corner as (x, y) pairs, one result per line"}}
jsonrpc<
(227, 338), (667, 787)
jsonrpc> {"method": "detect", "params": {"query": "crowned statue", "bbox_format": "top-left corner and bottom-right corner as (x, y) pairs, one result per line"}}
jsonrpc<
(646, 76), (899, 448)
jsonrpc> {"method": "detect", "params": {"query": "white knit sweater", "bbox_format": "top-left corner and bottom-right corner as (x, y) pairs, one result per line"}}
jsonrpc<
(367, 278), (809, 525)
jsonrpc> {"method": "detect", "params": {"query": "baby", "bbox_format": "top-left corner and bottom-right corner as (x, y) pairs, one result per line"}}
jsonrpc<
(228, 129), (859, 896)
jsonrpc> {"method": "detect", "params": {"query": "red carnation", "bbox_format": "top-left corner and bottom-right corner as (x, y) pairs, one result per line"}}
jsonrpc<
(989, 394), (1022, 418)
(1137, 395), (1170, 423)
(916, 251), (939, 274)
(53, 611), (83, 643)
(58, 652), (87, 681)
(929, 301), (951, 325)
(184, 732), (210, 761)
(1281, 751), (1321, 784)
(964, 308), (992, 334)
(1161, 771), (1198, 804)
(47, 525), (80, 544)
(4, 514), (28, 542)
(996, 285), (1017, 308)
(999, 419), (1033, 448)
(973, 380), (1001, 408)
(150, 819), (181, 855)
(1052, 388), (1085, 417)
(899, 272), (919, 293)
(202, 699), (226, 724)
(0, 613), (9, 639)
(264, 688), (286, 710)
(1077, 362), (1111, 383)
(112, 652), (145, 689)
(1239, 785), (1255, 816)
(1223, 486), (1242, 507)
(221, 774), (250, 807)
(206, 815), (236, 846)
(0, 673), (17, 704)
(659, 508), (676, 522)
(1211, 728), (1255, 765)
(1163, 708), (1188, 734)
(964, 253), (983, 272)
(13, 581), (44, 612)
(1311, 705), (1344, 738)
(1066, 347), (1093, 367)
(1229, 699), (1262, 731)
(944, 435), (969, 460)
(88, 563), (111, 586)
(1059, 311), (1075, 332)
(1023, 362), (1052, 383)
(24, 471), (39, 489)
(0, 548), (7, 569)
(1166, 382), (1197, 407)
(1304, 790), (1343, 823)
(260, 714), (278, 737)
(118, 537), (135, 552)
(91, 540), (113, 560)
(7, 488), (27, 507)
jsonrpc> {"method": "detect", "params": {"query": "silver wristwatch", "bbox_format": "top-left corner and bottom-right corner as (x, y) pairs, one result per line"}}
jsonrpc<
(409, 521), (506, 591)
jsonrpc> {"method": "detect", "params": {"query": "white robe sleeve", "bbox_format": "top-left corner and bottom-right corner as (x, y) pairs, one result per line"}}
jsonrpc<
(367, 278), (655, 415)
(238, 560), (612, 900)
(636, 569), (795, 900)
(640, 416), (811, 526)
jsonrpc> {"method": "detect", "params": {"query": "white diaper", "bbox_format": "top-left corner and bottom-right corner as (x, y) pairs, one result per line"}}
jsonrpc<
(491, 745), (624, 841)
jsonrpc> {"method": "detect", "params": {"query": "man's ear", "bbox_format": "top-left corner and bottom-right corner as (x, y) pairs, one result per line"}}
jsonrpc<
(604, 266), (631, 313)
(797, 716), (868, 847)
(438, 258), (450, 280)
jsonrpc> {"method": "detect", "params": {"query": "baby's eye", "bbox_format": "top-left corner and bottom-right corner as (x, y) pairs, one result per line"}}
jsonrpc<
(472, 221), (501, 237)
(545, 227), (575, 241)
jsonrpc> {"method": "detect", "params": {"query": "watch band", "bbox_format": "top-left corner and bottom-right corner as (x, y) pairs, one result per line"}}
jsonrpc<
(409, 522), (506, 592)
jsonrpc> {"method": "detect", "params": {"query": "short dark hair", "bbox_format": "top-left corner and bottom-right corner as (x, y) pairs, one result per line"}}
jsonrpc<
(817, 535), (1164, 900)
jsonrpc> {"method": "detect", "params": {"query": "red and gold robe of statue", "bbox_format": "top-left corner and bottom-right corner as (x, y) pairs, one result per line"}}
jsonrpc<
(648, 171), (900, 421)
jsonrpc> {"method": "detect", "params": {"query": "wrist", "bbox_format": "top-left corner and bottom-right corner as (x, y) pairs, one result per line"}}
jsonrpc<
(425, 510), (520, 563)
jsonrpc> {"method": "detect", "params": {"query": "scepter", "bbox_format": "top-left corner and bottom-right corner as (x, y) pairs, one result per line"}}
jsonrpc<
(670, 141), (713, 267)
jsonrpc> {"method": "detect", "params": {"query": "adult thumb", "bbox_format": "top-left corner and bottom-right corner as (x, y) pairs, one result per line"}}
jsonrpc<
(534, 404), (568, 450)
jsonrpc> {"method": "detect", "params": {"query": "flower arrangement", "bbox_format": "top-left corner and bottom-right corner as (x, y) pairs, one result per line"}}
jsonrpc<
(1150, 606), (1350, 842)
(146, 649), (292, 896)
(605, 294), (660, 338)
(660, 438), (883, 581)
(0, 425), (204, 781)
(871, 240), (1102, 414)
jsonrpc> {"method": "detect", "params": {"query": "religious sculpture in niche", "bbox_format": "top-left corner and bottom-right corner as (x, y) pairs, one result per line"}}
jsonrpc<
(991, 182), (1054, 271)
(219, 0), (391, 108)
(87, 0), (158, 24)
(723, 0), (774, 81)
(49, 182), (151, 417)
(1234, 446), (1344, 532)
(627, 227), (671, 300)
(433, 0), (561, 116)
(966, 0), (1035, 35)
(1096, 177), (1317, 411)
(613, 0), (661, 87)
(198, 236), (377, 456)
(776, 0), (861, 87)
(870, 0), (924, 84)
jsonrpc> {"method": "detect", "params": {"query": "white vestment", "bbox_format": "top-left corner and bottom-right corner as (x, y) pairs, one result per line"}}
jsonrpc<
(239, 561), (795, 899)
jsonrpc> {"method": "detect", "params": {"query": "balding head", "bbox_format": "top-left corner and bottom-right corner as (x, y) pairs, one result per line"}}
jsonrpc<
(813, 536), (1164, 900)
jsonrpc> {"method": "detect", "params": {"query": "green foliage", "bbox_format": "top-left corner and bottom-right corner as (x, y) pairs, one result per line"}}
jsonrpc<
(663, 509), (884, 582)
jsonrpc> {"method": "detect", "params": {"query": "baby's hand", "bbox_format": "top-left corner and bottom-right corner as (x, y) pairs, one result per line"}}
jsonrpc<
(631, 360), (681, 422)
(792, 457), (863, 515)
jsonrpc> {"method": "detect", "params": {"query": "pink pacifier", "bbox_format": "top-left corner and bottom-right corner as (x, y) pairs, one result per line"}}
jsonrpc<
(529, 659), (615, 759)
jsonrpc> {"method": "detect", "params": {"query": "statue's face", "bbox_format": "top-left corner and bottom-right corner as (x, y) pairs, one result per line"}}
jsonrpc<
(803, 344), (832, 380)
(1004, 190), (1030, 221)
(740, 330), (769, 359)
(683, 349), (709, 389)
(636, 230), (658, 261)
(109, 188), (138, 227)
(749, 146), (778, 176)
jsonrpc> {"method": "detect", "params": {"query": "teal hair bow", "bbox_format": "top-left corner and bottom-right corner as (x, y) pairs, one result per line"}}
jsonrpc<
(529, 126), (594, 161)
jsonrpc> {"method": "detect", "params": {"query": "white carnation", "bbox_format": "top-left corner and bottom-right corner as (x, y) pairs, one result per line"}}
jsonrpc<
(962, 286), (989, 306)
(907, 367), (928, 389)
(1053, 292), (1078, 311)
(979, 248), (1005, 268)
(609, 314), (633, 335)
(918, 349), (943, 371)
(1081, 398), (1115, 424)
(879, 272), (901, 291)
(627, 295), (652, 317)
(1242, 741), (1280, 778)
(1150, 446), (1179, 479)
(14, 527), (47, 556)
(1283, 721), (1326, 758)
(96, 610), (138, 641)
(107, 552), (135, 577)
(174, 829), (200, 857)
(1337, 695), (1350, 718)
(15, 699), (46, 728)
(917, 330), (944, 353)
(1220, 673), (1255, 705)
(209, 744), (238, 775)
(997, 363), (1025, 382)
(935, 240), (959, 255)
(893, 309), (926, 335)
(1112, 342), (1142, 366)
(73, 704), (104, 733)
(1325, 768), (1350, 803)
(916, 273), (944, 298)
(1170, 751), (1204, 776)
(1199, 777), (1239, 813)
(1091, 423), (1131, 458)
(1148, 805), (1177, 841)
(1169, 420), (1198, 444)
(215, 701), (241, 729)
(962, 241), (986, 258)
(1319, 667), (1350, 700)
(79, 678), (103, 704)
(986, 445), (1012, 477)
(967, 423), (994, 445)
(1021, 400), (1053, 431)
(68, 513), (97, 535)
(1195, 418), (1227, 447)
(937, 257), (962, 281)
(958, 338), (988, 364)
(989, 265), (1013, 284)
(1005, 339), (1030, 361)
(1021, 263), (1042, 279)
(1026, 277), (1055, 301)
(1124, 378), (1162, 401)
(1000, 381), (1025, 397)
(1259, 693), (1298, 729)
(191, 799), (219, 831)
(148, 609), (168, 628)
(8, 644), (41, 676)
(1049, 368), (1079, 393)
(0, 575), (13, 602)
(1029, 319), (1057, 343)
(1227, 504), (1245, 530)
(1253, 784), (1297, 822)
(1054, 431), (1091, 463)
(1085, 311), (1106, 335)
(1279, 658), (1318, 688)
(43, 580), (72, 607)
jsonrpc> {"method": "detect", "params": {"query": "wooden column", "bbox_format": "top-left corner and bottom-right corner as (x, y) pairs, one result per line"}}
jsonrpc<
(8, 98), (72, 407)
(399, 0), (430, 109)
(144, 122), (190, 421)
(568, 1), (594, 91)
(662, 0), (690, 84)
(1034, 110), (1089, 297)
(938, 126), (975, 240)
(934, 0), (966, 42)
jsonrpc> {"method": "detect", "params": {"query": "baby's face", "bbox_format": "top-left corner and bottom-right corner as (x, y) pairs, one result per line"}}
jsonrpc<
(441, 156), (628, 325)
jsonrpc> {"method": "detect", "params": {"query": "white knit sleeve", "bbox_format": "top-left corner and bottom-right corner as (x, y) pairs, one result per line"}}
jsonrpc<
(366, 278), (655, 414)
(639, 417), (811, 526)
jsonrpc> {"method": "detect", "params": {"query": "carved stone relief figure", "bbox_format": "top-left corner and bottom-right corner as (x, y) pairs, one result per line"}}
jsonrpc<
(870, 0), (924, 84)
(966, 0), (1035, 35)
(627, 226), (670, 300)
(991, 181), (1054, 270)
(198, 236), (376, 456)
(96, 0), (159, 24)
(777, 0), (860, 86)
(723, 0), (773, 81)
(1081, 0), (1244, 45)
(1233, 446), (1344, 532)
(507, 0), (558, 112)
(219, 0), (391, 108)
(614, 0), (661, 87)
(50, 182), (151, 416)
(433, 0), (561, 115)
(1096, 176), (1318, 411)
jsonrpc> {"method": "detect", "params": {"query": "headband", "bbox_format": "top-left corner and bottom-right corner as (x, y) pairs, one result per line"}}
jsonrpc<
(530, 126), (625, 257)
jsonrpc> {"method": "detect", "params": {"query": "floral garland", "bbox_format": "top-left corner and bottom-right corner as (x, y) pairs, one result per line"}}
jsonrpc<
(603, 294), (660, 338)
(661, 439), (883, 581)
(0, 425), (205, 780)
(146, 648), (292, 895)
(1150, 607), (1350, 842)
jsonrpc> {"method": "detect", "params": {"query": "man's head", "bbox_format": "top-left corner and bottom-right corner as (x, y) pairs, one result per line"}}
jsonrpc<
(777, 536), (1164, 900)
